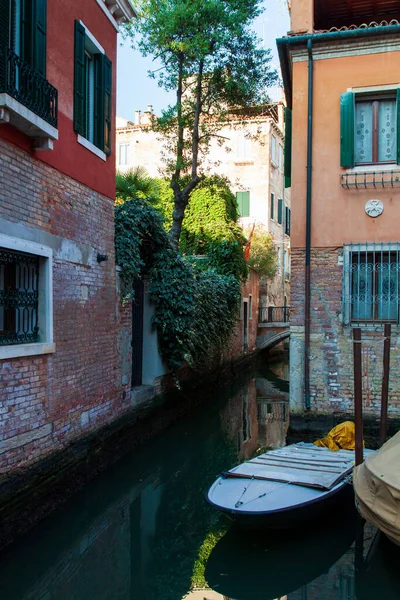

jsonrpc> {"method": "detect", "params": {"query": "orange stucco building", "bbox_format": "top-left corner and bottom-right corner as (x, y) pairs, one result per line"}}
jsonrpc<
(278, 1), (400, 415)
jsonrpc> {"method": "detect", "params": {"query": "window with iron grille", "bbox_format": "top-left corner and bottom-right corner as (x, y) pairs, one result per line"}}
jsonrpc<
(0, 248), (39, 345)
(342, 243), (400, 325)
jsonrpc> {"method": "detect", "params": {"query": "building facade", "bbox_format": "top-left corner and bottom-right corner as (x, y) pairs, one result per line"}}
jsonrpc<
(278, 0), (400, 415)
(116, 104), (291, 310)
(0, 0), (135, 473)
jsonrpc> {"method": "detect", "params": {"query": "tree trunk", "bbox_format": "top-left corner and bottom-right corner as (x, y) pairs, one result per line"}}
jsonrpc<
(169, 189), (187, 250)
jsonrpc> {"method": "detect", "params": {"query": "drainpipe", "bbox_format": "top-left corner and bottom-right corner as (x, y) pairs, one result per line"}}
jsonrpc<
(304, 39), (313, 411)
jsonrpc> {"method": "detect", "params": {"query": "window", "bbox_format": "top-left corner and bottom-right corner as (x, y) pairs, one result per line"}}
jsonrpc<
(341, 90), (400, 168)
(74, 21), (112, 156)
(278, 199), (283, 225)
(271, 134), (277, 164)
(118, 143), (129, 166)
(237, 132), (251, 158)
(7, 0), (47, 76)
(249, 295), (253, 320)
(279, 144), (284, 170)
(285, 206), (291, 235)
(236, 191), (250, 217)
(0, 234), (54, 359)
(270, 192), (275, 220)
(284, 107), (292, 188)
(343, 243), (400, 325)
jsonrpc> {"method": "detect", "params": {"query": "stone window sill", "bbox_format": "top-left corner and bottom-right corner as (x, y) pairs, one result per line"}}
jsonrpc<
(77, 135), (107, 161)
(0, 342), (56, 360)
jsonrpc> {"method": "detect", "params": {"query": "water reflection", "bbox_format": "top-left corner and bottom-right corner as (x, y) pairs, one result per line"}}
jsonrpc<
(0, 359), (398, 600)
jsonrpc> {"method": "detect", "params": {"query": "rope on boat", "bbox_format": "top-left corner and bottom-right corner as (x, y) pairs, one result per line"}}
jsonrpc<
(235, 480), (293, 508)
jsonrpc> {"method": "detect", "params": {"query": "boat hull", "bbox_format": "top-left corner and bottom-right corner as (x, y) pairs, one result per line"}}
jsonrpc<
(207, 480), (354, 529)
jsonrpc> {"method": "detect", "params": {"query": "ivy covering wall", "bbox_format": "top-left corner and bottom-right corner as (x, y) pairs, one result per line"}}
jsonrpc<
(115, 172), (244, 369)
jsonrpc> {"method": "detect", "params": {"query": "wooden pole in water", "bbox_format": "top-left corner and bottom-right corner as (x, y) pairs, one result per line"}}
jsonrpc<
(379, 323), (391, 447)
(353, 328), (363, 466)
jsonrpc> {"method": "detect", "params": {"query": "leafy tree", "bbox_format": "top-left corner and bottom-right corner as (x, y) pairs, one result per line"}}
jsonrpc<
(244, 223), (277, 278)
(123, 0), (278, 248)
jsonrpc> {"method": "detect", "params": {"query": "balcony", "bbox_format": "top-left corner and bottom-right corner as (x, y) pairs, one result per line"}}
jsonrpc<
(0, 48), (58, 149)
(314, 0), (400, 30)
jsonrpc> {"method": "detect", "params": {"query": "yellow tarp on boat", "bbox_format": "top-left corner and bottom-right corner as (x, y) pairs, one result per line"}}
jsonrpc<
(313, 421), (360, 451)
(354, 430), (400, 545)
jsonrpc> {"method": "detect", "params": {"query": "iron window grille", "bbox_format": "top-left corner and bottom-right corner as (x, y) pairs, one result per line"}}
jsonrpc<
(0, 248), (39, 345)
(342, 243), (400, 325)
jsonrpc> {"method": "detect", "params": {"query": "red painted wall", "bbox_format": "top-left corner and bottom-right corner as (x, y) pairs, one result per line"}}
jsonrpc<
(0, 0), (117, 200)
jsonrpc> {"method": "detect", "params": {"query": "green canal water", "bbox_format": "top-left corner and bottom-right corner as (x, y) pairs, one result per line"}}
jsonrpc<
(0, 357), (399, 600)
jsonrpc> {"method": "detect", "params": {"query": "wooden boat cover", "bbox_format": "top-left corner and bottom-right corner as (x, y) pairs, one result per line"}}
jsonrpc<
(228, 443), (365, 490)
(354, 431), (400, 544)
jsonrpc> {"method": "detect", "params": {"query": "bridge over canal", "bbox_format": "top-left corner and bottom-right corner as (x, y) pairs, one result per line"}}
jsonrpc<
(256, 306), (290, 351)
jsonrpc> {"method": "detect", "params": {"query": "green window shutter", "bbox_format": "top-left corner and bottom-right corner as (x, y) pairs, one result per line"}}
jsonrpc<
(103, 55), (112, 155)
(94, 53), (105, 150)
(21, 0), (33, 67)
(0, 0), (10, 88)
(73, 20), (86, 136)
(397, 88), (400, 164)
(278, 198), (283, 224)
(242, 191), (250, 216)
(288, 208), (291, 235)
(270, 193), (274, 220)
(93, 53), (112, 154)
(33, 0), (46, 76)
(236, 192), (250, 217)
(340, 92), (355, 168)
(236, 192), (243, 215)
(284, 107), (292, 188)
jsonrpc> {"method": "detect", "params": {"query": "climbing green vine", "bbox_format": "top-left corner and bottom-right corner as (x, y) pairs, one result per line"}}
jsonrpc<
(115, 171), (242, 370)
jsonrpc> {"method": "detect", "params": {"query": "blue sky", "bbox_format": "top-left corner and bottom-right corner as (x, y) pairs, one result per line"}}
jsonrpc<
(116, 0), (290, 120)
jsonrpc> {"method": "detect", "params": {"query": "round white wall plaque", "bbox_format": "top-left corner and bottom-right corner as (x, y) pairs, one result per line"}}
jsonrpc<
(365, 200), (384, 218)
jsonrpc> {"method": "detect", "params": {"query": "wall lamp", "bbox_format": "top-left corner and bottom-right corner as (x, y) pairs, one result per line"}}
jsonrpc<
(97, 253), (109, 263)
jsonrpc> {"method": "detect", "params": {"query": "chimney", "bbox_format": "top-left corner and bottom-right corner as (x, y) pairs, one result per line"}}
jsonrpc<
(146, 104), (153, 114)
(135, 110), (141, 125)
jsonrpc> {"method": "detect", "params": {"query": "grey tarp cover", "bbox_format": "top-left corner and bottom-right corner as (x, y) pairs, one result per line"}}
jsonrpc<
(354, 431), (400, 544)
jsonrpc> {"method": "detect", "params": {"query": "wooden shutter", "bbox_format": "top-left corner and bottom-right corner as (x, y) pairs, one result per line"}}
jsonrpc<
(73, 20), (86, 136)
(21, 0), (33, 67)
(397, 89), (400, 165)
(94, 53), (104, 150)
(288, 208), (291, 235)
(0, 0), (10, 88)
(284, 107), (292, 188)
(103, 55), (112, 155)
(242, 191), (250, 216)
(33, 0), (46, 76)
(278, 198), (283, 224)
(270, 193), (274, 220)
(236, 192), (250, 216)
(340, 92), (355, 168)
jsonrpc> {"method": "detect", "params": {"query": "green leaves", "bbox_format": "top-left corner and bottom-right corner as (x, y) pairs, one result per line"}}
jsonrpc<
(122, 0), (277, 247)
(244, 223), (277, 278)
(115, 171), (242, 371)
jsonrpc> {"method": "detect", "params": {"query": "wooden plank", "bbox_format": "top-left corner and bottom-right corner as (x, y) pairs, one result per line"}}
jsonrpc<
(249, 459), (346, 475)
(262, 450), (353, 464)
(229, 462), (349, 490)
(253, 456), (349, 471)
(258, 453), (351, 466)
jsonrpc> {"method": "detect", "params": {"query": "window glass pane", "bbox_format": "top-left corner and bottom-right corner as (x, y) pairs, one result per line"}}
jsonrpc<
(355, 102), (373, 163)
(271, 135), (276, 163)
(378, 100), (396, 162)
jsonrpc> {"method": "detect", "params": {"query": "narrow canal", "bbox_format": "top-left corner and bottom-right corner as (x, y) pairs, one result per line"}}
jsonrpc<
(0, 357), (399, 600)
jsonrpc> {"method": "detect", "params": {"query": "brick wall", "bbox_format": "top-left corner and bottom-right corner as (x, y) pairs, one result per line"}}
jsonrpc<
(290, 246), (400, 416)
(0, 139), (132, 473)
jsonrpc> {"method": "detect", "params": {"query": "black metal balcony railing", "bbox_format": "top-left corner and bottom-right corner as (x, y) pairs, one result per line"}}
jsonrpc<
(0, 47), (58, 128)
(259, 306), (290, 324)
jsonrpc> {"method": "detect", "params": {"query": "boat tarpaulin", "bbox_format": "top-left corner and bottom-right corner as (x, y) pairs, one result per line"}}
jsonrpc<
(313, 421), (362, 452)
(354, 431), (400, 544)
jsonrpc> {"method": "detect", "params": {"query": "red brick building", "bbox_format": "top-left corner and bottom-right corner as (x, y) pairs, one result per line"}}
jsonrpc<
(0, 0), (135, 472)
